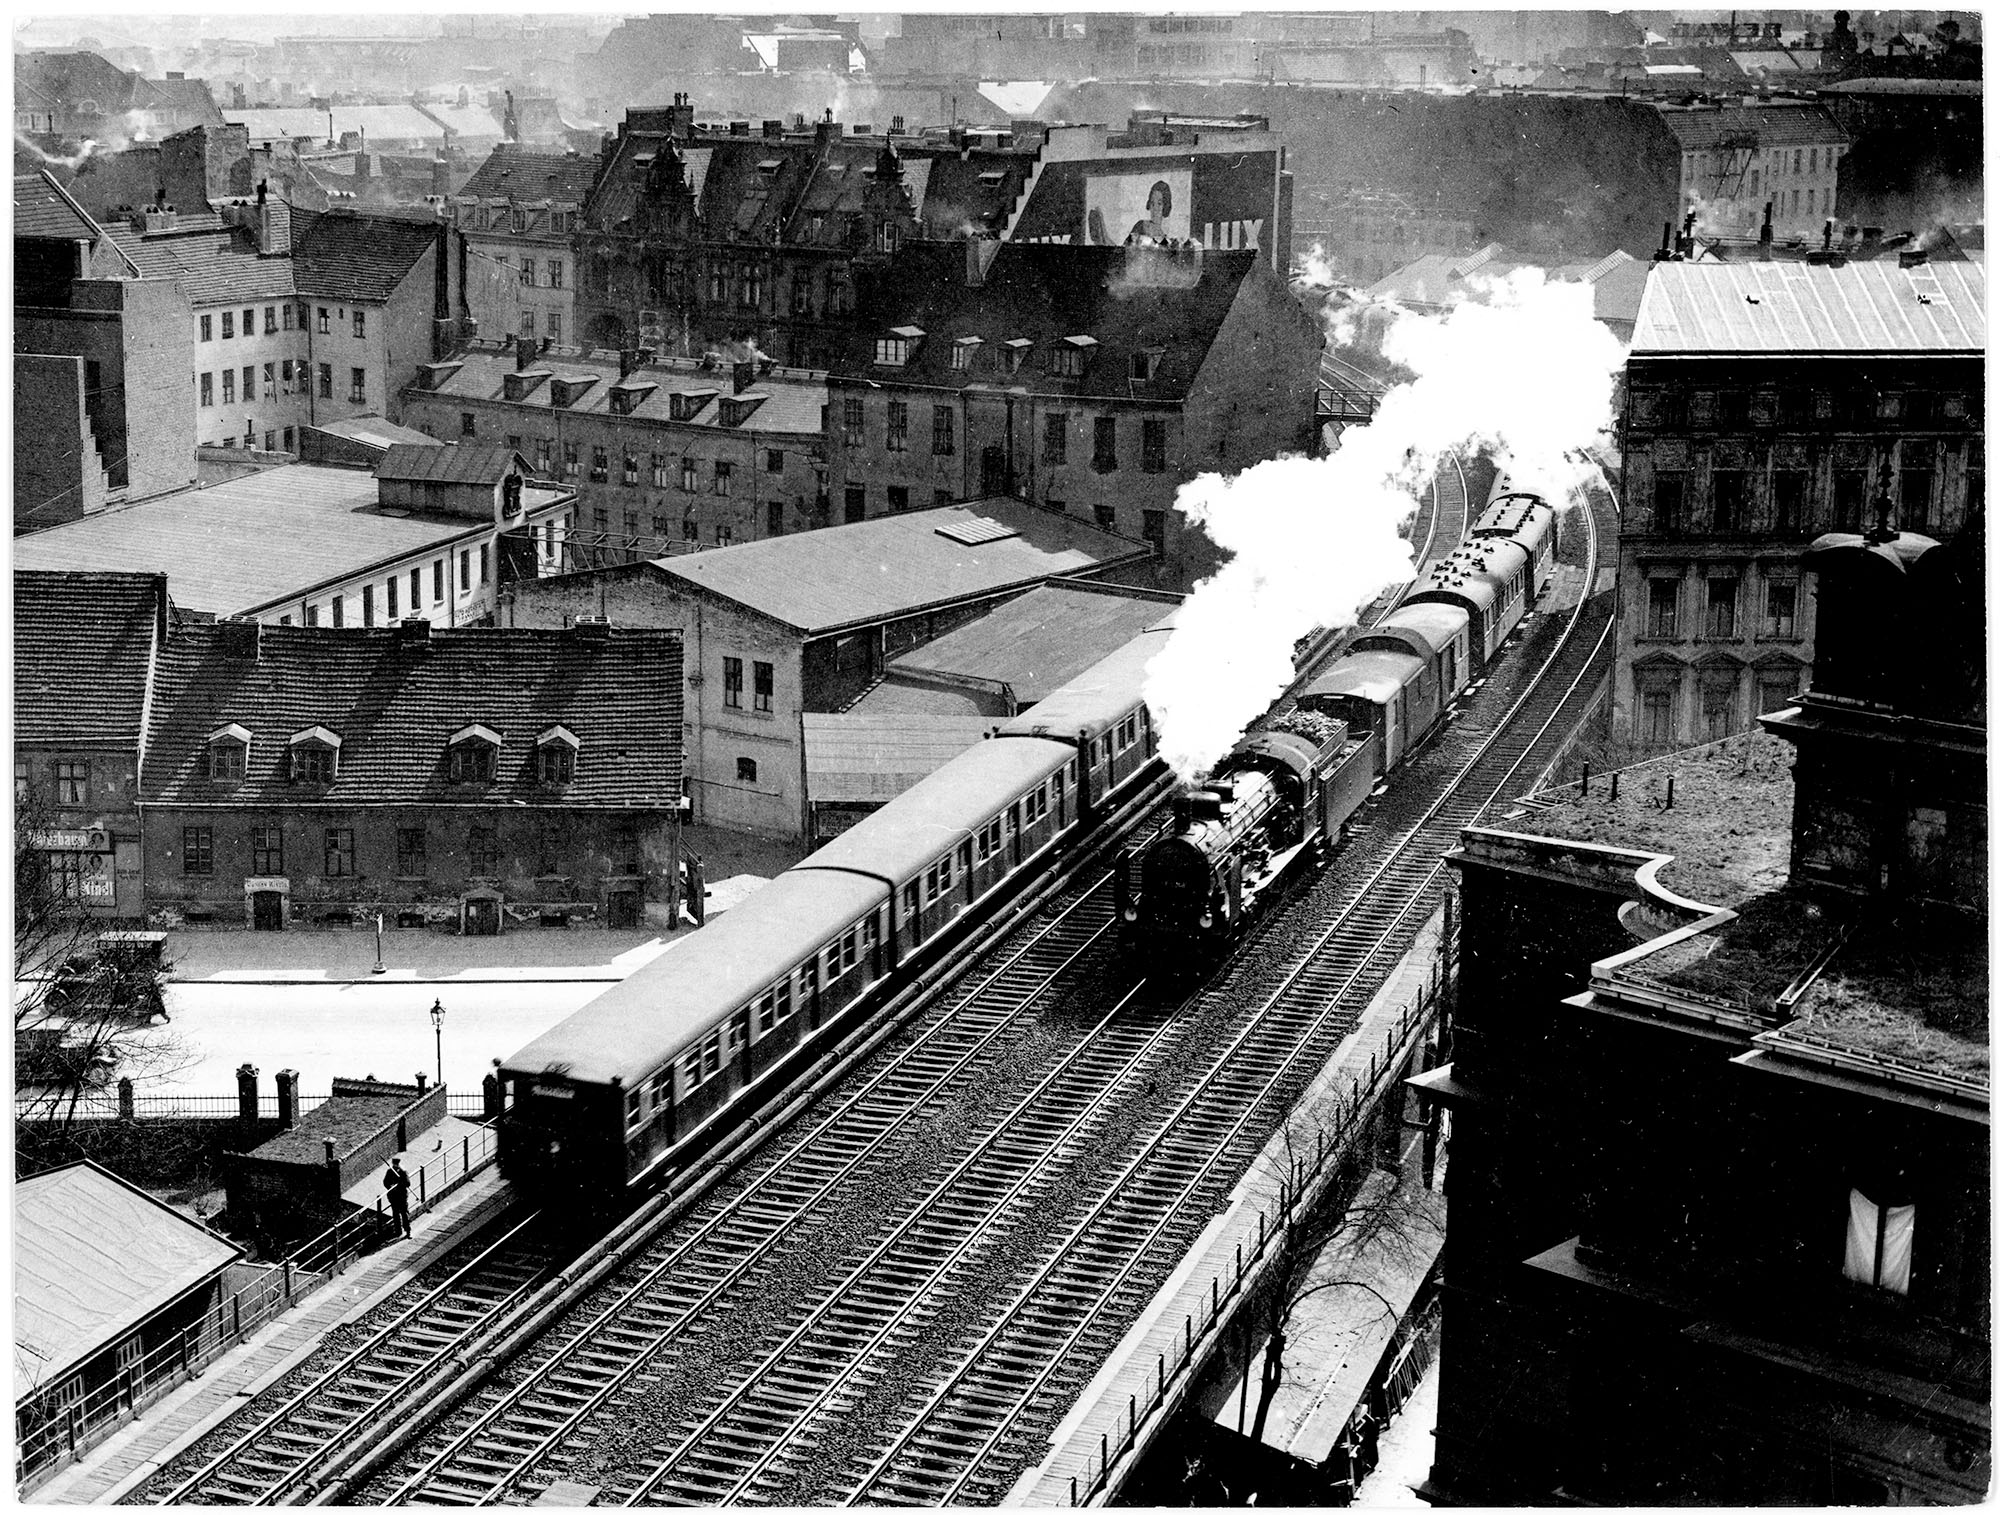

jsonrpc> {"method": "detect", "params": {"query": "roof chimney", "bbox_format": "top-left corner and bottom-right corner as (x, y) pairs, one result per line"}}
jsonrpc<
(966, 235), (1001, 288)
(516, 333), (535, 370)
(619, 347), (640, 378)
(572, 615), (611, 641)
(396, 617), (432, 643)
(732, 360), (756, 394)
(216, 615), (261, 659)
(1759, 200), (1774, 259)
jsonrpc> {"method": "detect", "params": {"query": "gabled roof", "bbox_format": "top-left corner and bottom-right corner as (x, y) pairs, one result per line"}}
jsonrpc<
(104, 221), (297, 303)
(1657, 103), (1848, 151)
(14, 571), (166, 749)
(459, 142), (600, 205)
(14, 170), (110, 244)
(294, 212), (439, 304)
(17, 1161), (240, 1387)
(885, 582), (1176, 705)
(376, 442), (520, 486)
(833, 241), (1261, 402)
(142, 624), (683, 809)
(650, 497), (1150, 636)
(1633, 259), (1986, 354)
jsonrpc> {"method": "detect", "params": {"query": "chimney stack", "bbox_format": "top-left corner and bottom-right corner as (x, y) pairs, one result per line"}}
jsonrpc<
(619, 348), (640, 378)
(217, 615), (261, 659)
(396, 617), (432, 643)
(966, 235), (1001, 288)
(1759, 200), (1774, 259)
(1899, 247), (1930, 268)
(733, 360), (756, 394)
(516, 333), (535, 370)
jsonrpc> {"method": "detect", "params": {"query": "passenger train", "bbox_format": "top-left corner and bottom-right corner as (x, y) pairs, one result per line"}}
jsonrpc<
(496, 477), (1558, 1205)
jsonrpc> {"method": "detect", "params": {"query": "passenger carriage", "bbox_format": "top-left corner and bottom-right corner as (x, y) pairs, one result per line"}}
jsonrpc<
(1299, 649), (1431, 776)
(1472, 491), (1558, 601)
(1402, 537), (1532, 670)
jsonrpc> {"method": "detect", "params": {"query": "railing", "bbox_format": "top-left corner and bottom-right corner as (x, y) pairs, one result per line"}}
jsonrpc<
(1067, 964), (1447, 1505)
(14, 1121), (501, 1493)
(15, 1091), (492, 1123)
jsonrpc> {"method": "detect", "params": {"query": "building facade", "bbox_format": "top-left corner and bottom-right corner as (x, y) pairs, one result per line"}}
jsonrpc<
(1660, 102), (1850, 242)
(401, 338), (827, 562)
(14, 571), (170, 922)
(138, 619), (683, 932)
(448, 143), (599, 349)
(1613, 255), (1983, 749)
(827, 239), (1323, 588)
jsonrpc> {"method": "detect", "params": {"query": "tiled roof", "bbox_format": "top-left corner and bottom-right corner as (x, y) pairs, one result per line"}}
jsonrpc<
(12, 465), (571, 616)
(142, 623), (683, 809)
(14, 571), (165, 748)
(103, 222), (297, 303)
(17, 1161), (240, 1385)
(459, 143), (601, 205)
(14, 171), (104, 241)
(802, 713), (1000, 804)
(833, 241), (1261, 402)
(418, 345), (826, 438)
(294, 212), (440, 304)
(1633, 259), (1985, 354)
(654, 497), (1151, 635)
(1657, 103), (1848, 150)
(377, 442), (520, 485)
(885, 582), (1176, 705)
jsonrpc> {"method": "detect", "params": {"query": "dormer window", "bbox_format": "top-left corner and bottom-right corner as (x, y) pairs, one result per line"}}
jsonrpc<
(535, 724), (579, 785)
(1131, 347), (1164, 382)
(1049, 335), (1097, 378)
(446, 723), (503, 783)
(670, 389), (716, 422)
(287, 726), (342, 785)
(207, 723), (251, 783)
(952, 336), (983, 372)
(609, 380), (656, 416)
(718, 394), (766, 428)
(1003, 338), (1033, 374)
(875, 326), (925, 367)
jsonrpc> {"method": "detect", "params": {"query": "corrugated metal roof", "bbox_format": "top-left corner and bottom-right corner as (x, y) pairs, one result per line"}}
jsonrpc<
(16, 1162), (240, 1385)
(377, 442), (517, 485)
(656, 499), (1150, 635)
(886, 582), (1177, 704)
(803, 713), (1000, 804)
(1632, 259), (1986, 354)
(847, 677), (1008, 718)
(12, 465), (569, 615)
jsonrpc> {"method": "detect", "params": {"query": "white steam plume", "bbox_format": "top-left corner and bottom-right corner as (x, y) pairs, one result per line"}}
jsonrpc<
(1145, 267), (1625, 781)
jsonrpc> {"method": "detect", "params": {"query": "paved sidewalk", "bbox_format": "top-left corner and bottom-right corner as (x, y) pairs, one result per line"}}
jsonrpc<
(26, 1167), (513, 1506)
(161, 924), (682, 985)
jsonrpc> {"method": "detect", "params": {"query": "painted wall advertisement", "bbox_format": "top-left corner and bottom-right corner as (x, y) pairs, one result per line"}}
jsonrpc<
(1012, 151), (1279, 255)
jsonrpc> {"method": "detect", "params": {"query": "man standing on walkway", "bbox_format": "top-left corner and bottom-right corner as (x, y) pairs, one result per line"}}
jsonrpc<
(384, 1156), (413, 1238)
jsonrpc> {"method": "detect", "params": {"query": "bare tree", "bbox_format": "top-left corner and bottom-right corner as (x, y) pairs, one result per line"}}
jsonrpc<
(14, 807), (192, 1130)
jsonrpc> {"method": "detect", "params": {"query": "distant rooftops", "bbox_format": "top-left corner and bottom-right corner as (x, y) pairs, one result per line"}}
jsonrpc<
(1632, 258), (1986, 354)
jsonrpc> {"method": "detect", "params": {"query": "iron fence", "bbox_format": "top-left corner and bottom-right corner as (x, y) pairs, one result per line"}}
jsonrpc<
(15, 1090), (492, 1124)
(14, 1121), (499, 1492)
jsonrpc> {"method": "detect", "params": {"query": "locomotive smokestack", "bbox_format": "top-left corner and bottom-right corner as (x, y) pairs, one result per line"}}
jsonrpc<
(1172, 792), (1195, 831)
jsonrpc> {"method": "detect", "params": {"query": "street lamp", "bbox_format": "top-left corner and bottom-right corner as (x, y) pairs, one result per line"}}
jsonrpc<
(429, 999), (445, 1088)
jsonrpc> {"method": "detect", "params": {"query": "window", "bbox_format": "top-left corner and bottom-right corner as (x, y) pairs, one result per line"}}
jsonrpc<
(221, 310), (234, 339)
(14, 761), (27, 806)
(1093, 416), (1118, 471)
(885, 400), (909, 452)
(842, 397), (865, 447)
(283, 303), (294, 330)
(55, 760), (89, 805)
(952, 337), (981, 371)
(387, 575), (398, 619)
(874, 335), (913, 366)
(520, 310), (534, 339)
(1646, 578), (1680, 638)
(414, 567), (426, 608)
(262, 304), (276, 334)
(182, 826), (213, 875)
(448, 740), (496, 783)
(252, 825), (283, 875)
(222, 369), (236, 404)
(199, 372), (213, 407)
(1652, 470), (1688, 533)
(547, 259), (562, 289)
(263, 361), (275, 399)
(323, 827), (355, 877)
(713, 460), (732, 496)
(242, 307), (254, 335)
(396, 826), (427, 876)
(1833, 469), (1868, 531)
(1142, 417), (1167, 474)
(844, 486), (866, 522)
(737, 756), (758, 783)
(1043, 412), (1068, 464)
(206, 738), (245, 781)
(241, 365), (255, 401)
(723, 656), (744, 708)
(681, 457), (699, 492)
(1711, 470), (1748, 531)
(458, 550), (471, 593)
(349, 369), (366, 403)
(887, 485), (909, 512)
(469, 824), (499, 876)
(1758, 668), (1802, 713)
(317, 307), (330, 334)
(538, 745), (574, 784)
(330, 593), (345, 629)
(547, 313), (561, 345)
(1764, 580), (1797, 638)
(1641, 687), (1675, 745)
(682, 516), (700, 542)
(1716, 391), (1751, 429)
(1705, 578), (1738, 639)
(1772, 471), (1807, 534)
(303, 603), (318, 627)
(1701, 679), (1737, 740)
(647, 452), (667, 487)
(622, 451), (639, 485)
(281, 358), (293, 389)
(1094, 505), (1118, 534)
(360, 584), (375, 627)
(1899, 457), (1934, 532)
(930, 406), (954, 457)
(318, 363), (333, 398)
(1050, 345), (1085, 378)
(460, 412), (476, 437)
(590, 446), (608, 482)
(479, 544), (490, 585)
(753, 661), (774, 713)
(352, 309), (366, 338)
(1141, 510), (1166, 556)
(767, 500), (783, 536)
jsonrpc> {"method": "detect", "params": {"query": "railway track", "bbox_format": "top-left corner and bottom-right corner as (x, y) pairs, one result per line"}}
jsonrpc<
(151, 1212), (564, 1505)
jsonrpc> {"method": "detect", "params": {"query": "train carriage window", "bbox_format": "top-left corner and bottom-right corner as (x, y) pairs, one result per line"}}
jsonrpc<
(626, 1089), (644, 1128)
(958, 841), (972, 877)
(755, 990), (776, 1034)
(939, 852), (954, 893)
(681, 1049), (702, 1090)
(842, 929), (858, 972)
(725, 1019), (743, 1058)
(975, 825), (990, 862)
(702, 1032), (721, 1076)
(800, 960), (818, 1001)
(904, 879), (919, 915)
(1053, 768), (1065, 806)
(863, 914), (880, 952)
(823, 941), (841, 981)
(775, 979), (792, 1021)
